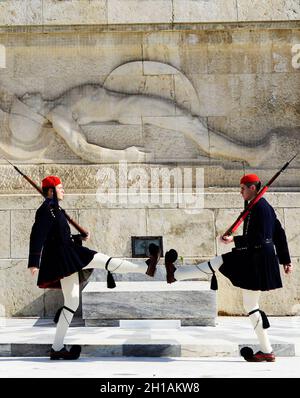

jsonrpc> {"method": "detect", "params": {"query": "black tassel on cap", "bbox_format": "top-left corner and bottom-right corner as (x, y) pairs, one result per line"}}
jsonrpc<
(105, 258), (116, 289)
(208, 261), (218, 290)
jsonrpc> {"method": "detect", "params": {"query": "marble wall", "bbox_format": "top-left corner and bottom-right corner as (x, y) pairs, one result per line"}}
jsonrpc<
(0, 26), (299, 175)
(0, 1), (299, 26)
(0, 191), (299, 317)
(0, 1), (299, 318)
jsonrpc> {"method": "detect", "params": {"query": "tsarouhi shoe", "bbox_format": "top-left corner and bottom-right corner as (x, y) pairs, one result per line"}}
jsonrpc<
(165, 249), (178, 283)
(50, 345), (81, 360)
(247, 351), (275, 362)
(145, 243), (161, 277)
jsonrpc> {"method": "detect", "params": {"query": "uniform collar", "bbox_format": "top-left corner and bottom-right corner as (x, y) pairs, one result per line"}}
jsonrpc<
(45, 197), (56, 206)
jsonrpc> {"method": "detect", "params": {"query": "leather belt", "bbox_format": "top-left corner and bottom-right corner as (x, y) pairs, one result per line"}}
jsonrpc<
(236, 238), (273, 251)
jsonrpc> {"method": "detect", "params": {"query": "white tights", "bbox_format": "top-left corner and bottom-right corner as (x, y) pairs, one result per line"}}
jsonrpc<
(242, 289), (272, 354)
(53, 254), (273, 354)
(84, 252), (148, 274)
(173, 256), (223, 281)
(52, 253), (148, 351)
(174, 256), (273, 354)
(52, 272), (80, 351)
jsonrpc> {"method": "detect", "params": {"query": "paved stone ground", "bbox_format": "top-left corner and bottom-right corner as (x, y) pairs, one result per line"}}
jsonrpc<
(0, 316), (299, 378)
(1, 356), (300, 379)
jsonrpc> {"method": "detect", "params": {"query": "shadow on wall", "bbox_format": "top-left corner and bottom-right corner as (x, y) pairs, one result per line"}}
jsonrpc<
(13, 288), (84, 318)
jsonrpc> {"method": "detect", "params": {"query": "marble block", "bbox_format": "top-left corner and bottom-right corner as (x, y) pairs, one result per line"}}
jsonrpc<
(119, 320), (181, 329)
(82, 281), (216, 326)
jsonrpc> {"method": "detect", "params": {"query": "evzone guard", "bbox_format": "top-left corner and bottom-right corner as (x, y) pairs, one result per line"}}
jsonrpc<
(163, 172), (293, 362)
(28, 175), (168, 360)
(13, 153), (293, 362)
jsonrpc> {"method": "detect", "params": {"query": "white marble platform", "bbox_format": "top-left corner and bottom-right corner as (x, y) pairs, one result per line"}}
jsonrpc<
(82, 281), (217, 327)
(119, 320), (181, 329)
(0, 316), (298, 358)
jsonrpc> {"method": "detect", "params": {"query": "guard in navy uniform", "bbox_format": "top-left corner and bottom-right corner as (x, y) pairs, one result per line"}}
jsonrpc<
(165, 174), (293, 362)
(219, 174), (291, 292)
(28, 176), (162, 360)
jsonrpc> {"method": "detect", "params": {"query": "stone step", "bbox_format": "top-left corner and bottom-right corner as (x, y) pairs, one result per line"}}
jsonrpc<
(0, 342), (295, 358)
(119, 320), (181, 329)
(82, 281), (216, 327)
(0, 318), (296, 358)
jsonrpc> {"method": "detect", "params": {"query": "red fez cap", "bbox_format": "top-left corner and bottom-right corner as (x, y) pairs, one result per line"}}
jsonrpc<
(42, 175), (62, 188)
(240, 174), (260, 185)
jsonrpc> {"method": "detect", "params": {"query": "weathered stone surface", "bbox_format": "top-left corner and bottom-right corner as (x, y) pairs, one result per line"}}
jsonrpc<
(43, 0), (107, 25)
(266, 0), (300, 21)
(142, 32), (183, 72)
(107, 0), (173, 24)
(237, 0), (273, 21)
(144, 124), (200, 161)
(0, 0), (299, 26)
(1, 191), (300, 211)
(11, 210), (35, 259)
(1, 27), (299, 168)
(208, 42), (273, 74)
(191, 74), (241, 117)
(284, 209), (300, 257)
(85, 124), (144, 150)
(0, 259), (44, 317)
(173, 0), (237, 23)
(0, 0), (42, 26)
(82, 281), (216, 326)
(146, 209), (215, 257)
(0, 211), (10, 258)
(237, 0), (300, 21)
(214, 209), (241, 256)
(79, 209), (147, 256)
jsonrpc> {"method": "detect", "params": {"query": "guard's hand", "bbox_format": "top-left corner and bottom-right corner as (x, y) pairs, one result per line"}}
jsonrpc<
(283, 264), (292, 274)
(82, 232), (90, 242)
(29, 267), (39, 276)
(220, 235), (234, 244)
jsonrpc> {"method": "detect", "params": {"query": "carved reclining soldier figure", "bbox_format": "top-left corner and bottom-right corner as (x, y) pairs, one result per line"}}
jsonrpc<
(3, 83), (275, 165)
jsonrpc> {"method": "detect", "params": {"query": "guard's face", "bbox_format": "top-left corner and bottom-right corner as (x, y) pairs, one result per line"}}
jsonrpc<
(55, 184), (65, 201)
(240, 184), (256, 201)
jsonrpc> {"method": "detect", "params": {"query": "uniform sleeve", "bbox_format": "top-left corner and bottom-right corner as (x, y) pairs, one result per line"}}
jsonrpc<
(72, 234), (83, 247)
(233, 235), (247, 248)
(273, 218), (291, 265)
(28, 206), (55, 268)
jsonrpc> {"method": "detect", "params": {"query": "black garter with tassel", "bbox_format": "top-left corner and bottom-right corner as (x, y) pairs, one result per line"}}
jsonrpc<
(105, 257), (116, 289)
(248, 308), (270, 329)
(53, 306), (76, 324)
(208, 261), (218, 290)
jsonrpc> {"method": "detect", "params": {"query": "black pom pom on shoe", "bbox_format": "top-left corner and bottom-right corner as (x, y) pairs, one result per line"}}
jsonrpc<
(165, 249), (178, 263)
(240, 346), (254, 361)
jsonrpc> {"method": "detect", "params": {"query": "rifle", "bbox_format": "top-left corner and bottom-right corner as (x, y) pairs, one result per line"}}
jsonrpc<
(4, 158), (89, 237)
(223, 154), (297, 237)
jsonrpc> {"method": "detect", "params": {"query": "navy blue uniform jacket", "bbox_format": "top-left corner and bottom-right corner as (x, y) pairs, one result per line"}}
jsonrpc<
(28, 198), (96, 289)
(219, 197), (291, 291)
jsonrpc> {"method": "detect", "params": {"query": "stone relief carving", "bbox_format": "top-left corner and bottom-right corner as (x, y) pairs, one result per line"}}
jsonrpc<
(0, 61), (277, 165)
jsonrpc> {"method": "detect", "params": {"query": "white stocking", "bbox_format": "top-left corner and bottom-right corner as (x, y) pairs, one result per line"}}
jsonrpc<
(174, 256), (223, 281)
(52, 272), (80, 352)
(242, 289), (273, 354)
(84, 252), (148, 274)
